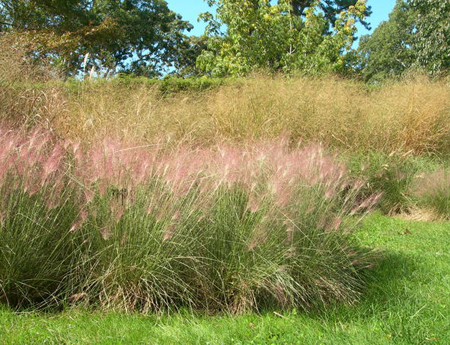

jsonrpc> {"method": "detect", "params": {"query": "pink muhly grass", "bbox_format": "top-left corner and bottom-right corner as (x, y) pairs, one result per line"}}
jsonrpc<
(163, 224), (176, 242)
(147, 202), (155, 216)
(156, 147), (203, 190)
(325, 187), (337, 199)
(1, 125), (372, 224)
(101, 227), (112, 240)
(84, 188), (95, 203)
(286, 226), (294, 243)
(98, 180), (108, 196)
(317, 216), (331, 230)
(45, 194), (60, 209)
(27, 181), (42, 196)
(110, 200), (125, 221)
(0, 126), (65, 194)
(0, 210), (6, 226)
(70, 140), (83, 167)
(171, 210), (181, 221)
(76, 137), (161, 190)
(247, 195), (261, 213)
(247, 227), (268, 251)
(70, 209), (88, 232)
(305, 203), (315, 214)
(150, 198), (173, 222)
(325, 217), (343, 232)
(272, 181), (292, 207)
(115, 207), (124, 221)
(351, 192), (383, 215)
(42, 173), (67, 209)
(41, 143), (65, 182)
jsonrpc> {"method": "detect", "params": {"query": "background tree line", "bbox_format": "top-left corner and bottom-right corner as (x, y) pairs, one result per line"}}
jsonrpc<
(0, 0), (448, 81)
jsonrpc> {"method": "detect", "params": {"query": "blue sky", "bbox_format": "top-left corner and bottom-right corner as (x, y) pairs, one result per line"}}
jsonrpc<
(166, 0), (397, 41)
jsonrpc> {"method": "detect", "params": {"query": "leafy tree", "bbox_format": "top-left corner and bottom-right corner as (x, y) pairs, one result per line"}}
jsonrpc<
(410, 0), (449, 74)
(358, 0), (417, 82)
(197, 0), (367, 76)
(358, 0), (448, 80)
(288, 0), (372, 30)
(0, 0), (193, 76)
(171, 35), (209, 77)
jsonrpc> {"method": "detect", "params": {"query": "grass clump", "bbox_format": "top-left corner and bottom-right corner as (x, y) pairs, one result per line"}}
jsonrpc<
(52, 74), (450, 154)
(0, 187), (81, 308)
(345, 152), (432, 215)
(411, 168), (450, 220)
(73, 184), (203, 312)
(0, 128), (82, 308)
(0, 127), (378, 313)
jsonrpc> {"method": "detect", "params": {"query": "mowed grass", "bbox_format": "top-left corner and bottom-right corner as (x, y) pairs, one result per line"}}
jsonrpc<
(1, 213), (449, 345)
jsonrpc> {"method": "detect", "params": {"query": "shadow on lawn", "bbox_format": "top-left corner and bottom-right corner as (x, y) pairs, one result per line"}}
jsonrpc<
(245, 246), (419, 321)
(313, 249), (422, 322)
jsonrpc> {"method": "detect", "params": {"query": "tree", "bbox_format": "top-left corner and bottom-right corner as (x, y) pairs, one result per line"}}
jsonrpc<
(0, 0), (193, 76)
(288, 0), (372, 30)
(358, 0), (416, 82)
(171, 35), (209, 77)
(197, 0), (367, 76)
(410, 0), (449, 75)
(358, 0), (448, 80)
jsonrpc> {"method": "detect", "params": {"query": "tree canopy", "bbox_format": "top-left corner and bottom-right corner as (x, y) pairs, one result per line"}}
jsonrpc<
(0, 0), (447, 79)
(197, 0), (367, 76)
(288, 0), (372, 29)
(358, 0), (416, 81)
(0, 0), (193, 76)
(410, 0), (449, 74)
(358, 0), (449, 81)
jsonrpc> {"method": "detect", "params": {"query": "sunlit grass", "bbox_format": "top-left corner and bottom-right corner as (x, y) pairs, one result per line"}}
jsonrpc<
(48, 74), (449, 155)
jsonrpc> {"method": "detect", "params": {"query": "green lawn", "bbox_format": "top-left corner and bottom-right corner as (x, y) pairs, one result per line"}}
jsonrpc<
(0, 213), (449, 345)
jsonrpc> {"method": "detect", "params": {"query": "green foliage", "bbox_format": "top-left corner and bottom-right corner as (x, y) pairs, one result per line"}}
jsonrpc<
(358, 0), (417, 82)
(410, 0), (450, 75)
(0, 0), (193, 76)
(197, 0), (367, 76)
(149, 74), (232, 94)
(63, 74), (231, 95)
(358, 0), (449, 81)
(170, 35), (209, 77)
(289, 0), (372, 29)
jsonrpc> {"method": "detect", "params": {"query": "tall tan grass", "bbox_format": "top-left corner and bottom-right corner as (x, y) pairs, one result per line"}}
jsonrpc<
(54, 75), (450, 154)
(1, 34), (449, 154)
(0, 34), (66, 129)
